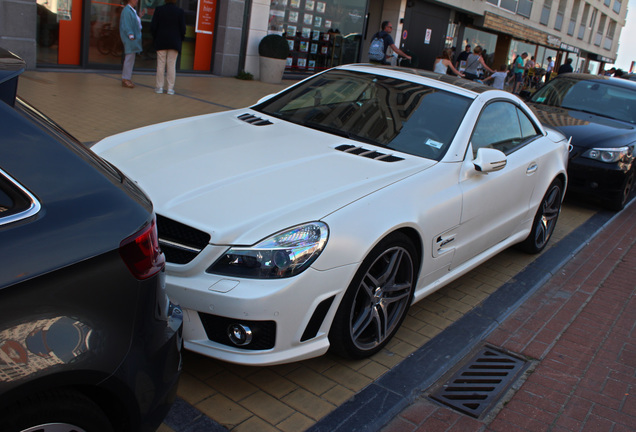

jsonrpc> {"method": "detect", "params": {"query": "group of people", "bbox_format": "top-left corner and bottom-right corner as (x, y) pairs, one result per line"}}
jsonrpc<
(119, 0), (186, 94)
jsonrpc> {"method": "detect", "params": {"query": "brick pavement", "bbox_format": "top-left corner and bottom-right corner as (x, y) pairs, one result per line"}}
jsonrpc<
(382, 200), (636, 432)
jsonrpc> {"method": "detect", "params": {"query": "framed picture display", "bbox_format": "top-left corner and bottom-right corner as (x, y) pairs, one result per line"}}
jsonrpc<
(289, 11), (298, 23)
(303, 13), (313, 25)
(305, 0), (315, 11)
(316, 2), (325, 13)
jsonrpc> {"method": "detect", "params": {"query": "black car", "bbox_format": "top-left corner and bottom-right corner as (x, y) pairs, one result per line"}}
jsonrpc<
(528, 73), (636, 210)
(0, 48), (182, 431)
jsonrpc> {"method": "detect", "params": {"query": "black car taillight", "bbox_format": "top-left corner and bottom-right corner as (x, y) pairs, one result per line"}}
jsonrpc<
(120, 217), (165, 280)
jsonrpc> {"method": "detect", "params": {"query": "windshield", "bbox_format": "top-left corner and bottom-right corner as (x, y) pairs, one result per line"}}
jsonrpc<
(253, 70), (472, 161)
(530, 77), (636, 124)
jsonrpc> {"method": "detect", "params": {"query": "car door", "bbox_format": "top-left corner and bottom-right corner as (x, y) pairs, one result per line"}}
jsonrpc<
(452, 100), (543, 268)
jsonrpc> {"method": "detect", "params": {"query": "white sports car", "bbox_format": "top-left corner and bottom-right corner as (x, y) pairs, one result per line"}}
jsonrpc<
(93, 65), (569, 366)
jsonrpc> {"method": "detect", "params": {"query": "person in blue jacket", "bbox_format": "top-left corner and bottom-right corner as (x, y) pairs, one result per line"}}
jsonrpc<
(119, 0), (143, 88)
(151, 0), (186, 95)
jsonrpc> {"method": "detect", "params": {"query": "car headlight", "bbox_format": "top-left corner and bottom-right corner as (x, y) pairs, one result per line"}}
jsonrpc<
(582, 146), (631, 163)
(207, 222), (329, 279)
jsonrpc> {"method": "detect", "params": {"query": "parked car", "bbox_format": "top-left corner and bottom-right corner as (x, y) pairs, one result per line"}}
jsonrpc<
(527, 73), (636, 210)
(0, 48), (183, 432)
(93, 65), (569, 366)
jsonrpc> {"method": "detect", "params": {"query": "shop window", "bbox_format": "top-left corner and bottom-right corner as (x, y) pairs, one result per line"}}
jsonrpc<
(268, 0), (366, 73)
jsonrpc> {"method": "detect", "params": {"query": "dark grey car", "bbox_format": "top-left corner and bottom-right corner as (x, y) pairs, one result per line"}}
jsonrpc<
(0, 48), (183, 431)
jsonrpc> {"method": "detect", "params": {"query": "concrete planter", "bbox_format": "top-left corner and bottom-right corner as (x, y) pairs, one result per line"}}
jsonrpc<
(259, 56), (286, 84)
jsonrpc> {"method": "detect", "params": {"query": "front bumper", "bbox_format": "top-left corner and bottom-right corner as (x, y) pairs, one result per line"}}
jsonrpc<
(167, 263), (357, 366)
(567, 152), (632, 201)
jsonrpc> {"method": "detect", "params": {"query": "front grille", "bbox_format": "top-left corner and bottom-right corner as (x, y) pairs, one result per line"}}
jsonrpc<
(156, 214), (210, 264)
(429, 345), (528, 418)
(198, 313), (276, 350)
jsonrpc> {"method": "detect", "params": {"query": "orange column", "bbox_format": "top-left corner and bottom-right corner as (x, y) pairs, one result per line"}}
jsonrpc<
(58, 0), (83, 65)
(194, 32), (214, 71)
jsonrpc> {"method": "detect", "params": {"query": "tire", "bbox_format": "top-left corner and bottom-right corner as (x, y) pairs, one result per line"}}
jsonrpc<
(604, 168), (634, 211)
(518, 178), (564, 254)
(2, 390), (115, 432)
(329, 232), (417, 359)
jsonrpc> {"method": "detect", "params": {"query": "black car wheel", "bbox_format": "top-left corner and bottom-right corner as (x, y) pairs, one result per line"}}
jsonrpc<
(330, 232), (417, 359)
(3, 390), (114, 432)
(605, 168), (634, 211)
(518, 178), (563, 254)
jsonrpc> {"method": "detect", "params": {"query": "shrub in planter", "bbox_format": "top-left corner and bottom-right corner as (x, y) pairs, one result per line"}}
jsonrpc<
(259, 34), (290, 59)
(259, 34), (290, 84)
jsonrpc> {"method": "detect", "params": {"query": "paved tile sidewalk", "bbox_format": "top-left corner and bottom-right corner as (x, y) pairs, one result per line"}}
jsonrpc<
(383, 201), (636, 431)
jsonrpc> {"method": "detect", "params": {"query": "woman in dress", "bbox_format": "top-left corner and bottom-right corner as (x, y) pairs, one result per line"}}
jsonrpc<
(433, 48), (464, 77)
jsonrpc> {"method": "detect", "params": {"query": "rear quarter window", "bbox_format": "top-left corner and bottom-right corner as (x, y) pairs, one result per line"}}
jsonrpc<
(0, 168), (41, 226)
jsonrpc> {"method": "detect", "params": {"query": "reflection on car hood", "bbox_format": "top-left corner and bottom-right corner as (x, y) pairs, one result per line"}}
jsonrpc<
(530, 104), (636, 149)
(93, 109), (433, 245)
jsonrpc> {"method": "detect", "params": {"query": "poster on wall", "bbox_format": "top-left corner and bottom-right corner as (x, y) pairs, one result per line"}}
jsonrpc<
(57, 0), (72, 21)
(196, 0), (216, 34)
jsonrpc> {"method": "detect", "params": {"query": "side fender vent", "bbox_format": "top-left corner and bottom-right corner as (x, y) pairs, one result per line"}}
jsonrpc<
(237, 113), (273, 126)
(335, 144), (404, 162)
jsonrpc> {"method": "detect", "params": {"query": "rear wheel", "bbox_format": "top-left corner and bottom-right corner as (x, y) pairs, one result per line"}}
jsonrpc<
(518, 178), (563, 254)
(2, 390), (114, 432)
(329, 233), (417, 359)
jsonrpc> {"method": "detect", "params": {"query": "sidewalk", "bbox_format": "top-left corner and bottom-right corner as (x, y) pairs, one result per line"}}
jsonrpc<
(382, 200), (636, 431)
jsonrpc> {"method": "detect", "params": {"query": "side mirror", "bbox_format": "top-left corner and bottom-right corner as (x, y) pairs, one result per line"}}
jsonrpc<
(473, 147), (507, 173)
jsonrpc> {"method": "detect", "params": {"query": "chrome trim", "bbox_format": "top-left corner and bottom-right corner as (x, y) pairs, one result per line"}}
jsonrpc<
(158, 238), (203, 253)
(0, 167), (41, 227)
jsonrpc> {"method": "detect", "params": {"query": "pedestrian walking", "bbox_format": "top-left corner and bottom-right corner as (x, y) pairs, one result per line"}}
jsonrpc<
(455, 43), (471, 71)
(433, 48), (464, 77)
(462, 46), (494, 81)
(512, 52), (527, 94)
(151, 0), (186, 95)
(367, 21), (411, 65)
(119, 0), (143, 88)
(558, 57), (574, 74)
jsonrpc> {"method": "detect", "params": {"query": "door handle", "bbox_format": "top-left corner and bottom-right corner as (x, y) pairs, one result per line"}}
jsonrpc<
(526, 163), (538, 175)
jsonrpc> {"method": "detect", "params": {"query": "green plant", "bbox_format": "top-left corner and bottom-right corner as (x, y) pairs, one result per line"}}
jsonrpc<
(235, 70), (254, 80)
(258, 34), (290, 60)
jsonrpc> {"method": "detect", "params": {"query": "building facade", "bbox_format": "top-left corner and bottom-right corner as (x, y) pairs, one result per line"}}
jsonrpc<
(0, 0), (628, 76)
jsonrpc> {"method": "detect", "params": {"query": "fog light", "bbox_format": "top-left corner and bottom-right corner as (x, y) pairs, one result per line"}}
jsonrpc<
(227, 324), (253, 346)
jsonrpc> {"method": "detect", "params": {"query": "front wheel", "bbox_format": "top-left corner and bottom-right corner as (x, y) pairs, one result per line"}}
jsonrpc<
(518, 178), (564, 254)
(329, 233), (417, 359)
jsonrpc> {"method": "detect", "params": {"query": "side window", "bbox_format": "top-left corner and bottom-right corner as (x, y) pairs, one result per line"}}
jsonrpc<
(517, 107), (541, 139)
(471, 102), (522, 157)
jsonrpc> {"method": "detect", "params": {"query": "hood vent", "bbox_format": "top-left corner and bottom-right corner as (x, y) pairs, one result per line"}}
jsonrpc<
(237, 113), (273, 126)
(335, 144), (404, 162)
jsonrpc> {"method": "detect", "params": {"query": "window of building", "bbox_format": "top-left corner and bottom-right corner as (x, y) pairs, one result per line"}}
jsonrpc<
(568, 0), (580, 36)
(596, 14), (607, 46)
(604, 0), (610, 7)
(554, 0), (566, 31)
(517, 0), (533, 17)
(578, 3), (590, 39)
(605, 19), (616, 50)
(540, 0), (552, 26)
(613, 0), (621, 14)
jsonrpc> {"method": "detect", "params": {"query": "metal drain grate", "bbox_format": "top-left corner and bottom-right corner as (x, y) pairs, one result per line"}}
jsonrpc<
(429, 345), (528, 418)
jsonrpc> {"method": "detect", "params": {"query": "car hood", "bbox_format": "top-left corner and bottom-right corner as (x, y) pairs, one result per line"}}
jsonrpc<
(529, 104), (636, 149)
(93, 109), (434, 245)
